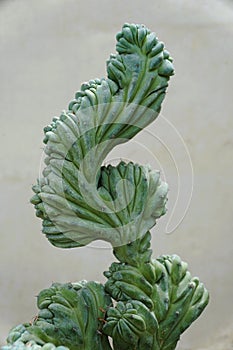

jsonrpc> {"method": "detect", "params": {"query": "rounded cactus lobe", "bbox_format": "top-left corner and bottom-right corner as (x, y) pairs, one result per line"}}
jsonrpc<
(4, 282), (112, 350)
(1, 341), (69, 350)
(32, 282), (112, 350)
(151, 255), (209, 349)
(104, 262), (154, 310)
(104, 254), (209, 350)
(103, 300), (158, 350)
(32, 160), (168, 248)
(3, 325), (69, 350)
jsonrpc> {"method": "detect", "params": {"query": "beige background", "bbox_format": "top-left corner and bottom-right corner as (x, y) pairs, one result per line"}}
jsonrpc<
(0, 1), (233, 349)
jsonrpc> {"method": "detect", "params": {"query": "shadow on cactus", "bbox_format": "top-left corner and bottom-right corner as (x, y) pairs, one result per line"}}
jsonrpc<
(2, 23), (209, 350)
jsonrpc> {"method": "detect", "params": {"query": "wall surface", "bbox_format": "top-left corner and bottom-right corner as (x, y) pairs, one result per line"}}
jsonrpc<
(0, 1), (233, 349)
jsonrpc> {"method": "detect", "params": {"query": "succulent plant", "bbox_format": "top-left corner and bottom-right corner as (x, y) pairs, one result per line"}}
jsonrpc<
(2, 23), (209, 350)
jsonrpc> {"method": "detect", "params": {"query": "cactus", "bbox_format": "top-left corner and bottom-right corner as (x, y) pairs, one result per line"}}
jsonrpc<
(2, 24), (209, 350)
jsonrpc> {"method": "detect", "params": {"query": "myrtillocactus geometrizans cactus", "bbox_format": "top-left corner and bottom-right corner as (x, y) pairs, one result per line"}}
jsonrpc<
(2, 23), (209, 350)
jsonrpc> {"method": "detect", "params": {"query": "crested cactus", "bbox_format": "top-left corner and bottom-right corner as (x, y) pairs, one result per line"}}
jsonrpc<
(2, 23), (209, 350)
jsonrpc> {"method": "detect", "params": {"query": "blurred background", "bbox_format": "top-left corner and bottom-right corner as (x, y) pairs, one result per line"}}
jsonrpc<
(0, 1), (233, 349)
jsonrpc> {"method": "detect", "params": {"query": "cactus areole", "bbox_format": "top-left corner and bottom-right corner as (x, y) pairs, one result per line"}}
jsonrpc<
(2, 24), (209, 350)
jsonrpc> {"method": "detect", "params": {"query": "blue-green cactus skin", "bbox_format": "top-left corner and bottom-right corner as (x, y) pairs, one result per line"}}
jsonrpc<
(2, 24), (209, 350)
(103, 300), (158, 350)
(103, 246), (209, 350)
(30, 23), (173, 249)
(3, 323), (68, 350)
(4, 282), (112, 350)
(2, 340), (68, 350)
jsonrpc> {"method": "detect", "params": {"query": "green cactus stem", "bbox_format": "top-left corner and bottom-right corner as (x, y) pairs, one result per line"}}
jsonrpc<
(2, 23), (209, 350)
(30, 23), (173, 249)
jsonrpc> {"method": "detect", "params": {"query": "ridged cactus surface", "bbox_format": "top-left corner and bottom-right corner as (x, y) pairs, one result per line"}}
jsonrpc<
(30, 23), (173, 248)
(4, 282), (112, 350)
(104, 251), (209, 349)
(2, 24), (209, 350)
